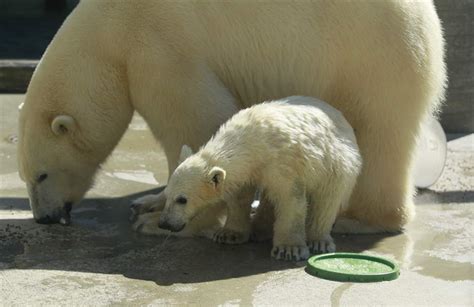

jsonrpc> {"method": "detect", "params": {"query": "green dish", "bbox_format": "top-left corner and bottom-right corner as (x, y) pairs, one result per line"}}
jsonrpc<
(306, 253), (399, 282)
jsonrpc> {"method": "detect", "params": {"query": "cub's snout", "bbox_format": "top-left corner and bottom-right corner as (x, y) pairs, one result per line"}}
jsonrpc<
(158, 217), (186, 232)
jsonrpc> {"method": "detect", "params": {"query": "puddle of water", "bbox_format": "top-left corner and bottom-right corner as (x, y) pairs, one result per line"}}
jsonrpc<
(330, 283), (353, 307)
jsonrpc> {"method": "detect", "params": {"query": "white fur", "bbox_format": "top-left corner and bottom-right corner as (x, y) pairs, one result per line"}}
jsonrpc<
(17, 0), (446, 231)
(160, 96), (362, 260)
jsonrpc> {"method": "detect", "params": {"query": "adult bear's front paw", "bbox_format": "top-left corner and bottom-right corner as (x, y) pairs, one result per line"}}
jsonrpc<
(213, 228), (249, 244)
(271, 245), (309, 261)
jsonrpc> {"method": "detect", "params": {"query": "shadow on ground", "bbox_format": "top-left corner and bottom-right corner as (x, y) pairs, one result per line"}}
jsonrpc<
(0, 187), (419, 286)
(416, 189), (474, 204)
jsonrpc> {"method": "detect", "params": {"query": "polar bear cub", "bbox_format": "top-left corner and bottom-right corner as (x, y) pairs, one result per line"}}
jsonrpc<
(159, 96), (362, 260)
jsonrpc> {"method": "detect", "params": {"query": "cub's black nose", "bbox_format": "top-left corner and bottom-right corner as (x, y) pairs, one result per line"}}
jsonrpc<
(158, 219), (172, 230)
(159, 220), (186, 232)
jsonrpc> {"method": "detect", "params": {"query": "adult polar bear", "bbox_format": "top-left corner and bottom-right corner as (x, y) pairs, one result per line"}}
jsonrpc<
(18, 0), (445, 234)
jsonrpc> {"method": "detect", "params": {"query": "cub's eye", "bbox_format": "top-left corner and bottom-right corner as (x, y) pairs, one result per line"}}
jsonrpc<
(175, 196), (187, 205)
(37, 173), (48, 183)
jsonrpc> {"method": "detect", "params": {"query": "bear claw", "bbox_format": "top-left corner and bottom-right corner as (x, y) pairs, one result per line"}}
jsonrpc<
(271, 245), (309, 261)
(129, 204), (140, 223)
(213, 228), (249, 245)
(308, 237), (336, 254)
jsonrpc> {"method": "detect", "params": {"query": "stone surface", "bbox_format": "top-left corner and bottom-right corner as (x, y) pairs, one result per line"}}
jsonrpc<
(1, 94), (473, 306)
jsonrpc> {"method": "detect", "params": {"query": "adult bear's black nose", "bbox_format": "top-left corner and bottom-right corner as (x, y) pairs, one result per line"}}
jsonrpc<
(35, 203), (72, 225)
(35, 214), (61, 224)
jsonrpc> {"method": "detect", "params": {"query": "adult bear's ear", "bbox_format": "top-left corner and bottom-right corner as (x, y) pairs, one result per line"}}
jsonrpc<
(179, 145), (194, 164)
(208, 166), (226, 189)
(51, 115), (76, 135)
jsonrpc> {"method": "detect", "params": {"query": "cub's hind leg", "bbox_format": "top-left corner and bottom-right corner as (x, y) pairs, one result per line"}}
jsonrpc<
(306, 183), (348, 254)
(264, 177), (309, 261)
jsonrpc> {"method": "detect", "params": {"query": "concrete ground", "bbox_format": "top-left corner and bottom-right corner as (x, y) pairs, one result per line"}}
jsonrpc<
(0, 94), (473, 306)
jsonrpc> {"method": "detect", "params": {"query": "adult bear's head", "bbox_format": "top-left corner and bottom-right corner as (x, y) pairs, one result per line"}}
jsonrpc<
(17, 2), (133, 224)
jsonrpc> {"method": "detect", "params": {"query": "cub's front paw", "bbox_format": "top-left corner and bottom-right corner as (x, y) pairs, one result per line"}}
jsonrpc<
(129, 193), (166, 223)
(132, 211), (174, 236)
(213, 228), (249, 245)
(271, 245), (309, 261)
(308, 236), (336, 254)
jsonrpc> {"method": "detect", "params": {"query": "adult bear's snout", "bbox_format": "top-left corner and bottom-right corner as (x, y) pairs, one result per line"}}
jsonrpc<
(35, 203), (72, 225)
(35, 214), (61, 224)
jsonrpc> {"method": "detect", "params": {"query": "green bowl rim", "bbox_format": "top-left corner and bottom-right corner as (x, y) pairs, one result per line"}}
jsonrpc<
(306, 252), (400, 283)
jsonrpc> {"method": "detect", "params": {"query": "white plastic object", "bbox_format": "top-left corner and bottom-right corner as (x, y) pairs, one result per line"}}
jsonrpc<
(412, 117), (447, 188)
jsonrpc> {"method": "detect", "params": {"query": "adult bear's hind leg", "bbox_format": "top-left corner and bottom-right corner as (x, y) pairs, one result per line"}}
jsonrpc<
(335, 21), (446, 233)
(338, 125), (417, 232)
(337, 98), (429, 233)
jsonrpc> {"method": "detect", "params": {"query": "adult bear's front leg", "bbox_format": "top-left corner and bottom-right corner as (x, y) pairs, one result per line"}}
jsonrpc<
(213, 186), (255, 244)
(129, 59), (240, 236)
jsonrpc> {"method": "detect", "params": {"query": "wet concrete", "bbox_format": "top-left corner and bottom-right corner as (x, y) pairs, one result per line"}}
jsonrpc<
(1, 94), (473, 306)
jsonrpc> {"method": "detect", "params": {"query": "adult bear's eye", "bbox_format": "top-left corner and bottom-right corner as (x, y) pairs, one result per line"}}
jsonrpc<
(37, 173), (48, 183)
(176, 196), (187, 205)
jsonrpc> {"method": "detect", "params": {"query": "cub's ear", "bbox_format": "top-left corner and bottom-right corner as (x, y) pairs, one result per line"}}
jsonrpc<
(179, 145), (194, 164)
(51, 115), (76, 135)
(208, 166), (226, 189)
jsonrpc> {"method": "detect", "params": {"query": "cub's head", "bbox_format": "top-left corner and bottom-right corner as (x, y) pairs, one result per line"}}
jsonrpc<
(159, 145), (226, 232)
